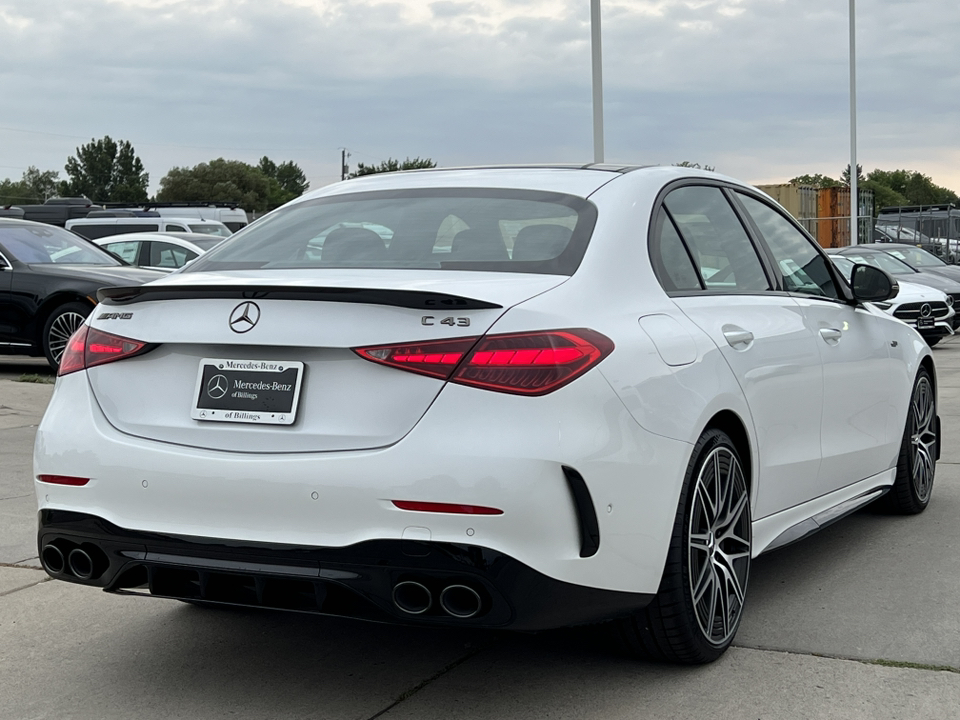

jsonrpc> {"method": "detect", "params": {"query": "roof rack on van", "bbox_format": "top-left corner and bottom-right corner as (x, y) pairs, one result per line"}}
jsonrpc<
(102, 201), (241, 210)
(879, 204), (958, 214)
(86, 210), (161, 218)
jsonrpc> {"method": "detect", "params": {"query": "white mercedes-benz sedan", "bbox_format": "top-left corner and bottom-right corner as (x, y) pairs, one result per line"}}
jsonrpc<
(34, 165), (937, 664)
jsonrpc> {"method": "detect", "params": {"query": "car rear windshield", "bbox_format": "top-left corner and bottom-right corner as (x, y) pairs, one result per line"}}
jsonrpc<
(186, 189), (598, 275)
(188, 223), (231, 238)
(0, 224), (120, 265)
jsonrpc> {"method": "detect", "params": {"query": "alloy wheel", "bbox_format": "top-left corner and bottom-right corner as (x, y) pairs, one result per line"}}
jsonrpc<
(48, 311), (86, 365)
(910, 376), (936, 503)
(687, 446), (751, 647)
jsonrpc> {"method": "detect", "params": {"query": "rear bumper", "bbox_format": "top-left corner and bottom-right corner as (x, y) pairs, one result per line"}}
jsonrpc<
(38, 510), (653, 631)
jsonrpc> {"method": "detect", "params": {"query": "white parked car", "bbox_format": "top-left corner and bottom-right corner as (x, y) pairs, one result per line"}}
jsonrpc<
(829, 254), (955, 345)
(93, 232), (226, 272)
(66, 216), (232, 240)
(34, 166), (937, 664)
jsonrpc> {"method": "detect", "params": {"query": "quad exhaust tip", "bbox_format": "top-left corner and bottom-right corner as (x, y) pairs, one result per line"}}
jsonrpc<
(392, 581), (432, 615)
(440, 584), (482, 619)
(41, 544), (65, 574)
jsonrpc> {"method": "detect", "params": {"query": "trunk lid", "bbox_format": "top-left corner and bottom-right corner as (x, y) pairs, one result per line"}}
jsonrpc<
(86, 270), (565, 453)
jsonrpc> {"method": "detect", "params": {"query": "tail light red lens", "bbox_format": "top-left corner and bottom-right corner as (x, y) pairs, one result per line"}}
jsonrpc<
(58, 325), (152, 376)
(355, 328), (614, 395)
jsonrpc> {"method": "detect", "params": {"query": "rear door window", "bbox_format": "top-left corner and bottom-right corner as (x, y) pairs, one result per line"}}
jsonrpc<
(148, 241), (197, 268)
(102, 241), (141, 264)
(663, 186), (769, 292)
(736, 193), (838, 299)
(650, 208), (702, 291)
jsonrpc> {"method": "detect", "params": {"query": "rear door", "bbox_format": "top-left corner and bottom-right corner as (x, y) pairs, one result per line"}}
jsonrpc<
(656, 184), (825, 518)
(734, 191), (901, 489)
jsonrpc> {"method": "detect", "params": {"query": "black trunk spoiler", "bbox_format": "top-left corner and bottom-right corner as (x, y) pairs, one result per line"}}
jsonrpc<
(97, 285), (502, 310)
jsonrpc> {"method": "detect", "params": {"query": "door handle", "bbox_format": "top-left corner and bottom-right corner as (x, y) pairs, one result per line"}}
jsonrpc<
(722, 328), (754, 348)
(819, 328), (842, 343)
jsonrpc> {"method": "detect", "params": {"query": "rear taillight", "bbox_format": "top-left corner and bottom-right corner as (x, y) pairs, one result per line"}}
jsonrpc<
(354, 329), (614, 395)
(58, 325), (152, 376)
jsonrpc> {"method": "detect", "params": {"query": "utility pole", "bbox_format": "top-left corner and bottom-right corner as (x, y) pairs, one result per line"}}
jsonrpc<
(340, 148), (351, 181)
(590, 0), (604, 164)
(849, 0), (858, 244)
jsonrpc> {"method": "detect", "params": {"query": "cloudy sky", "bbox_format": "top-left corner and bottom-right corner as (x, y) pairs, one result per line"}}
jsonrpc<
(1, 0), (959, 196)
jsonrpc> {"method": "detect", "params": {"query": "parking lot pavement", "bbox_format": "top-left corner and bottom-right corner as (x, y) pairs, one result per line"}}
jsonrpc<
(0, 378), (53, 567)
(2, 339), (960, 719)
(0, 355), (53, 382)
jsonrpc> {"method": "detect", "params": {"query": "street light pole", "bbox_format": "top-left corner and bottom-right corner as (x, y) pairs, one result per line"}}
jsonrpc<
(591, 0), (604, 164)
(849, 0), (858, 245)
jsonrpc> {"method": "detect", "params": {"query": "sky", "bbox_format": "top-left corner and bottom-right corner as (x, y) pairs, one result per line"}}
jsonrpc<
(1, 0), (959, 197)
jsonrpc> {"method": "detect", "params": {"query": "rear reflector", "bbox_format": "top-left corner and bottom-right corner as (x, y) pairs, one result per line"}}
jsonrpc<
(392, 500), (503, 515)
(58, 325), (153, 376)
(355, 329), (614, 395)
(37, 475), (90, 486)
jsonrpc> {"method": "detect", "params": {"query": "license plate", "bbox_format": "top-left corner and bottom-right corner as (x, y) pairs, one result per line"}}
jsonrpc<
(917, 317), (935, 329)
(191, 359), (304, 425)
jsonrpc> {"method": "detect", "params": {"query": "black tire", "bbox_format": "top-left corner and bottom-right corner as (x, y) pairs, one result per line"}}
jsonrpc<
(618, 429), (751, 664)
(888, 367), (936, 514)
(42, 302), (91, 370)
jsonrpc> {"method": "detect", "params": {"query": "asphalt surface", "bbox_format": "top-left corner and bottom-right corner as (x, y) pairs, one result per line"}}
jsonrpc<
(2, 342), (959, 719)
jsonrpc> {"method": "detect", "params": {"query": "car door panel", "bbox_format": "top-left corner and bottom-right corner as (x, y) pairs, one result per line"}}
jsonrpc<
(676, 295), (823, 518)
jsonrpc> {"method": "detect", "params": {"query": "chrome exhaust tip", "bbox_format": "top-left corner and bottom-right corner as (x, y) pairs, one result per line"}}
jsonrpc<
(439, 584), (482, 619)
(67, 548), (94, 580)
(41, 544), (65, 574)
(392, 581), (432, 615)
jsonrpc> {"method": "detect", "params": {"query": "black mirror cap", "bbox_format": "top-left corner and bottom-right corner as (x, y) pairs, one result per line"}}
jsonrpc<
(851, 263), (899, 303)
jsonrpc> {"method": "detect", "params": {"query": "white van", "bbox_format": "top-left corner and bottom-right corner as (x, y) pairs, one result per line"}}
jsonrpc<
(65, 216), (232, 240)
(102, 202), (249, 232)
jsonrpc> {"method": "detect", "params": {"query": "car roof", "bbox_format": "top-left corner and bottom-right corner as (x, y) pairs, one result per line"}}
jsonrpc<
(93, 232), (203, 249)
(297, 165), (753, 207)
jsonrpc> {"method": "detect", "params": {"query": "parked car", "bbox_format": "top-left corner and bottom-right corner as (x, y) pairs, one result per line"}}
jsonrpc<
(829, 254), (954, 345)
(828, 246), (960, 310)
(14, 197), (102, 227)
(856, 242), (960, 285)
(102, 202), (250, 233)
(34, 166), (936, 665)
(66, 216), (232, 240)
(0, 219), (163, 368)
(94, 232), (226, 272)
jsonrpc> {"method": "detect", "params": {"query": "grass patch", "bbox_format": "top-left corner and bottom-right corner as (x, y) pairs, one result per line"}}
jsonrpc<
(16, 373), (54, 384)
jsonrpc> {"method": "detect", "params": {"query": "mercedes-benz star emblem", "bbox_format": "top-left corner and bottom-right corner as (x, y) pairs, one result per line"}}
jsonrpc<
(229, 301), (261, 333)
(207, 374), (228, 399)
(920, 303), (933, 318)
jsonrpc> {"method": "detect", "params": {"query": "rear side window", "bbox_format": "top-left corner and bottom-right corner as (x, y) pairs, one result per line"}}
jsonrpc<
(187, 189), (598, 276)
(164, 224), (187, 232)
(650, 208), (702, 291)
(148, 241), (197, 268)
(664, 187), (769, 293)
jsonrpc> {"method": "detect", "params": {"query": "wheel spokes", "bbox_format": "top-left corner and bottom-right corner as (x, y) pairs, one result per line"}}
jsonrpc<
(48, 312), (85, 363)
(687, 445), (751, 646)
(910, 377), (936, 502)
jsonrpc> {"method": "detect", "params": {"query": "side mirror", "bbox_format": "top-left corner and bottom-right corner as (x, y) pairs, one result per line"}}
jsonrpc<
(851, 263), (899, 303)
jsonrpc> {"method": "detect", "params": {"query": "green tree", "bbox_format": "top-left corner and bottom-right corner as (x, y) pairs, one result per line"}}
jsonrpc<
(157, 158), (274, 212)
(350, 157), (436, 178)
(0, 166), (61, 204)
(674, 161), (716, 172)
(789, 173), (840, 189)
(864, 169), (958, 209)
(60, 136), (149, 202)
(0, 177), (32, 204)
(257, 156), (309, 206)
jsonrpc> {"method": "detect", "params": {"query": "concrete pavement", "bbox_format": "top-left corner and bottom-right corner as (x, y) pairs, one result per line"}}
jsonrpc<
(1, 340), (959, 719)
